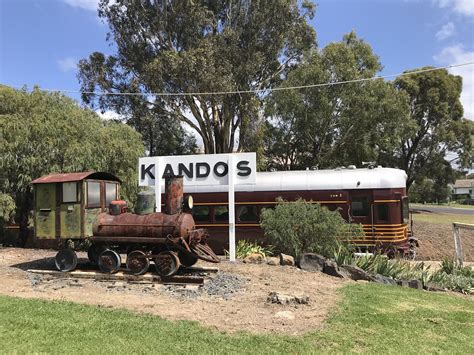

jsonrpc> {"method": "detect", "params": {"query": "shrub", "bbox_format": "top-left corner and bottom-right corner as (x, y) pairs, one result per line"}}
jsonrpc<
(260, 198), (364, 258)
(225, 239), (274, 259)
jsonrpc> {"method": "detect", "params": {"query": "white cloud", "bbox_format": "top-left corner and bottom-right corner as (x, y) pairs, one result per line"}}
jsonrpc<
(57, 57), (78, 72)
(433, 0), (474, 16)
(436, 22), (455, 40)
(96, 110), (123, 121)
(434, 45), (474, 119)
(63, 0), (98, 12)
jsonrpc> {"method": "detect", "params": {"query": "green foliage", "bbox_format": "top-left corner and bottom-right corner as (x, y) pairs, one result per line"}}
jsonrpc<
(0, 194), (15, 222)
(264, 31), (411, 170)
(260, 198), (363, 258)
(382, 67), (472, 188)
(225, 239), (274, 259)
(0, 85), (145, 243)
(2, 284), (474, 353)
(78, 0), (316, 154)
(431, 258), (474, 294)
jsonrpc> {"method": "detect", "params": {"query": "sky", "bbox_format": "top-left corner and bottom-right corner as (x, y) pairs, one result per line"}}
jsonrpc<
(0, 0), (473, 120)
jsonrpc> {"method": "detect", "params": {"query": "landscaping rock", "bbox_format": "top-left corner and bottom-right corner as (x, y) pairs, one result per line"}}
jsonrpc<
(267, 257), (280, 266)
(424, 282), (446, 292)
(280, 253), (295, 266)
(408, 279), (423, 290)
(298, 253), (326, 272)
(397, 279), (410, 287)
(268, 292), (309, 305)
(371, 274), (397, 285)
(341, 264), (372, 281)
(243, 253), (265, 264)
(322, 259), (349, 278)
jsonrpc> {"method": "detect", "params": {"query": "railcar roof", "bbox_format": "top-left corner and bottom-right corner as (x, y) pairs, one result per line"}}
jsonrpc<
(182, 167), (407, 193)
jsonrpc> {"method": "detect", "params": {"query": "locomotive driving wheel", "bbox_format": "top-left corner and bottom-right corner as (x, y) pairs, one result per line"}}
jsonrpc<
(154, 251), (180, 277)
(98, 249), (121, 274)
(87, 244), (105, 264)
(55, 249), (78, 272)
(126, 250), (150, 275)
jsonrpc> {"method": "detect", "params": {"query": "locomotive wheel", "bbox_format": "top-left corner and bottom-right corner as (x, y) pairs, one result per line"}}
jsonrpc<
(154, 251), (180, 277)
(87, 244), (105, 264)
(178, 250), (198, 267)
(55, 249), (78, 272)
(126, 250), (150, 275)
(98, 249), (121, 274)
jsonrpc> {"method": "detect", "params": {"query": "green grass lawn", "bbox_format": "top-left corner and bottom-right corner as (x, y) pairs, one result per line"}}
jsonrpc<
(412, 212), (474, 225)
(1, 283), (473, 354)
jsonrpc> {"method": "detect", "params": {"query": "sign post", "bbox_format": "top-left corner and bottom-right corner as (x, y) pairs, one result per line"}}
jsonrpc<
(138, 153), (256, 262)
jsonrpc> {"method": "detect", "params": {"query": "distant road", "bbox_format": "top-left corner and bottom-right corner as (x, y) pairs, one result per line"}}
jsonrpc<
(410, 204), (474, 216)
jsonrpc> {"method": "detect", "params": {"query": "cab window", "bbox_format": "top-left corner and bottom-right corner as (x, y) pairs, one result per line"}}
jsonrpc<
(214, 205), (229, 222)
(62, 182), (77, 203)
(87, 181), (101, 208)
(402, 197), (409, 223)
(351, 196), (369, 216)
(238, 205), (258, 222)
(105, 182), (118, 205)
(192, 206), (210, 222)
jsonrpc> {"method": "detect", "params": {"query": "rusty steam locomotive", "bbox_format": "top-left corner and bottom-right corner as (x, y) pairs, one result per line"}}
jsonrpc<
(32, 172), (219, 276)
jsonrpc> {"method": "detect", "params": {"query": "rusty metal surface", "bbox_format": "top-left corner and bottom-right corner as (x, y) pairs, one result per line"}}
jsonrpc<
(165, 176), (183, 215)
(32, 171), (120, 184)
(92, 212), (194, 239)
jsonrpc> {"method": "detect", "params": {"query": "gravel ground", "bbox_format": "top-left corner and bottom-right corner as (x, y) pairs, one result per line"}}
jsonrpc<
(0, 247), (346, 334)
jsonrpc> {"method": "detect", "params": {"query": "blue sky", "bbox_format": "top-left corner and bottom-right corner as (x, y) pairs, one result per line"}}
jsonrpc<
(0, 0), (473, 118)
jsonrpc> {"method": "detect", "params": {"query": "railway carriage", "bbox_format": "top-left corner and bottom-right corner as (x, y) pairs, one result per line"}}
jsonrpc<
(182, 167), (416, 256)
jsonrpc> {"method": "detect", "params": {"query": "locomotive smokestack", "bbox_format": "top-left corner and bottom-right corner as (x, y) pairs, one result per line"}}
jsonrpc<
(164, 175), (183, 215)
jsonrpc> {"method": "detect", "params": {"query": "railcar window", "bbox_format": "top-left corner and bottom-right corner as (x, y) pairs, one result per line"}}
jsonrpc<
(192, 206), (210, 222)
(238, 205), (258, 222)
(214, 205), (229, 222)
(62, 182), (77, 203)
(402, 197), (409, 223)
(377, 204), (389, 221)
(87, 181), (101, 208)
(105, 183), (117, 206)
(351, 197), (369, 216)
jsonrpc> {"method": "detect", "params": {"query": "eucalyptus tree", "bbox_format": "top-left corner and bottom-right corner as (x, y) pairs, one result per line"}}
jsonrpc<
(78, 0), (316, 154)
(384, 68), (473, 188)
(264, 32), (411, 170)
(0, 85), (144, 245)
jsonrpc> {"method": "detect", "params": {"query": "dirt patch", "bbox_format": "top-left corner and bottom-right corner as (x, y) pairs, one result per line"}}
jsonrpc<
(414, 218), (474, 262)
(0, 248), (346, 335)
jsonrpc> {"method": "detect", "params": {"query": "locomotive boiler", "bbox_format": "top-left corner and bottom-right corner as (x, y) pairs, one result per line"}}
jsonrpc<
(32, 172), (219, 276)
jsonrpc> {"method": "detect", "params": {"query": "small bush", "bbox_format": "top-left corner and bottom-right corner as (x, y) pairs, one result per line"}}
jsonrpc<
(260, 198), (364, 258)
(225, 239), (274, 259)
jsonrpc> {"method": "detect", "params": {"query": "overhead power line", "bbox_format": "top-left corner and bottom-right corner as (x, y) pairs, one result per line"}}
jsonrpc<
(11, 61), (474, 97)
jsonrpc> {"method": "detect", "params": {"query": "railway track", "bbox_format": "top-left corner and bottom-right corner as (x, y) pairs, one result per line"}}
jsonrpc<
(27, 265), (218, 285)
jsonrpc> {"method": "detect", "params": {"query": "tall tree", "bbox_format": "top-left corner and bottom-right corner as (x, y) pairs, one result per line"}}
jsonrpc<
(383, 68), (473, 188)
(78, 0), (316, 154)
(264, 32), (411, 170)
(0, 85), (145, 245)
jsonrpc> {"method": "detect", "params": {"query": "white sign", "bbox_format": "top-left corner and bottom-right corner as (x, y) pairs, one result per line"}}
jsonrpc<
(138, 153), (257, 262)
(138, 152), (256, 187)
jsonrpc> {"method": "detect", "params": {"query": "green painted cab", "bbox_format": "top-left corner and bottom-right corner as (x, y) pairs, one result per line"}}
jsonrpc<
(32, 172), (121, 241)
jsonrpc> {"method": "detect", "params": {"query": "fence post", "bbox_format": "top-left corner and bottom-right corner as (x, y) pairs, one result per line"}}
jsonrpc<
(453, 224), (464, 267)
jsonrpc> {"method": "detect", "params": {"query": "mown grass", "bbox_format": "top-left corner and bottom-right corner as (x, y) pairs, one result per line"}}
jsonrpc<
(1, 283), (473, 354)
(412, 212), (474, 225)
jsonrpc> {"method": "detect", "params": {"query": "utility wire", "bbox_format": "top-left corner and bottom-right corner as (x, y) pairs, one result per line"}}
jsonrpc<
(11, 61), (474, 97)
